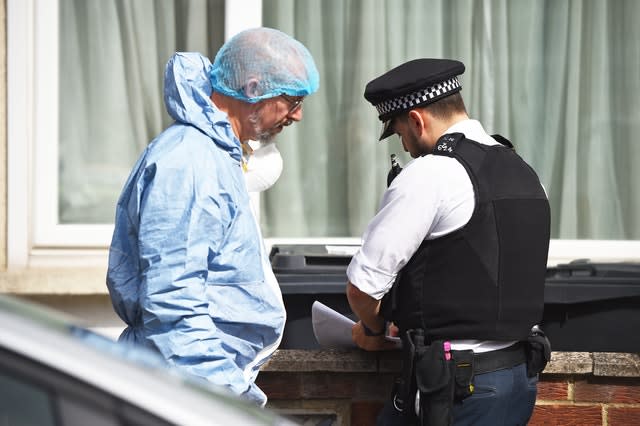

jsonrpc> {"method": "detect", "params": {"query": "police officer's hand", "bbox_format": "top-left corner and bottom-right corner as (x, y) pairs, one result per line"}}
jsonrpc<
(387, 322), (400, 338)
(352, 321), (400, 351)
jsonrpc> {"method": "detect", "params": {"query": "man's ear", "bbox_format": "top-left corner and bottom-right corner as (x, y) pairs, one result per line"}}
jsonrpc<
(407, 109), (426, 137)
(243, 78), (261, 99)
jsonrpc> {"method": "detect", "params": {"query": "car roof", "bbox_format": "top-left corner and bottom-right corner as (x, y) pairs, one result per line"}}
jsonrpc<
(0, 294), (296, 426)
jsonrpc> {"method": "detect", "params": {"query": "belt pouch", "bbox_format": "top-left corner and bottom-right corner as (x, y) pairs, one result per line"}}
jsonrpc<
(526, 328), (552, 377)
(451, 349), (475, 401)
(414, 340), (455, 426)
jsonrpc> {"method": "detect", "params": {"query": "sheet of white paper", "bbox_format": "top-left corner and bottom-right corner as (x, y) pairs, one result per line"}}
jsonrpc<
(311, 301), (357, 348)
(311, 300), (402, 348)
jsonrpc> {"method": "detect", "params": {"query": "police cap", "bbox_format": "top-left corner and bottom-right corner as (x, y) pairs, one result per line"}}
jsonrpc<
(364, 58), (465, 140)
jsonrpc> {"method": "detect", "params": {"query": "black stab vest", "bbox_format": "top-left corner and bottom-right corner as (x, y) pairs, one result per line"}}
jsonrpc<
(380, 133), (551, 342)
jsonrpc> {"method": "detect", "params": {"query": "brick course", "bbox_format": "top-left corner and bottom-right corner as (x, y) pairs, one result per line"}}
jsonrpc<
(537, 377), (569, 400)
(528, 404), (603, 425)
(260, 351), (640, 425)
(573, 378), (640, 404)
(608, 407), (640, 425)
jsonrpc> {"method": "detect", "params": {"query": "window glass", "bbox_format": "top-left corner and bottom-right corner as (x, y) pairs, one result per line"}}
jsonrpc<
(55, 0), (640, 242)
(0, 372), (56, 426)
(261, 0), (640, 240)
(58, 0), (226, 224)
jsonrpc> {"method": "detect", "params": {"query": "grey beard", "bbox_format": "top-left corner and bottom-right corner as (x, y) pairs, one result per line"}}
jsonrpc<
(248, 110), (276, 143)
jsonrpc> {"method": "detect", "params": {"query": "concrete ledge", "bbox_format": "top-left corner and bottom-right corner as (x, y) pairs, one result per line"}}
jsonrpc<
(262, 349), (640, 378)
(262, 349), (378, 373)
(593, 352), (640, 377)
(544, 351), (593, 375)
(0, 268), (108, 295)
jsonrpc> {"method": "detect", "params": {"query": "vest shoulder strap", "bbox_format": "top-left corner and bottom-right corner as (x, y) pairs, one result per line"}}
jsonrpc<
(433, 132), (516, 156)
(491, 134), (514, 148)
(432, 133), (465, 156)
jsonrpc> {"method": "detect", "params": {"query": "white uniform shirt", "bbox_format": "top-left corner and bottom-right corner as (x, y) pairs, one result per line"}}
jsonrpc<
(347, 119), (514, 353)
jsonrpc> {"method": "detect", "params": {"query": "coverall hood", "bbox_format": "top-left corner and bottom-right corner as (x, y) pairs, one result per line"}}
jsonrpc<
(164, 52), (241, 161)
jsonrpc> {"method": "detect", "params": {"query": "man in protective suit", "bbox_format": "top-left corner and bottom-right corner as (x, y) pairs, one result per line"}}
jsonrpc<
(107, 27), (319, 406)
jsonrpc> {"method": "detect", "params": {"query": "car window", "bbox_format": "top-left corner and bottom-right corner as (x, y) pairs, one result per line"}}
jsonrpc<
(0, 371), (56, 426)
(58, 396), (119, 426)
(0, 354), (171, 426)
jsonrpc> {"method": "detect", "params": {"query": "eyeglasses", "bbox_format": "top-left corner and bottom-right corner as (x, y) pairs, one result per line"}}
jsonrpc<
(280, 94), (304, 115)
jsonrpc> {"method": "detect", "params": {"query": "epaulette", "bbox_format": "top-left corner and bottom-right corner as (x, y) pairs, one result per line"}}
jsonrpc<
(432, 132), (465, 156)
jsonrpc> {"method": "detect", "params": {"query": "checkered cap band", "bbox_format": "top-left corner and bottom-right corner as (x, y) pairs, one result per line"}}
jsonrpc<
(374, 77), (461, 118)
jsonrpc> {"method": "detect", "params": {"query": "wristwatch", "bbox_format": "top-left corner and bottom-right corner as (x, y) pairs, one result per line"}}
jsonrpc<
(362, 322), (385, 337)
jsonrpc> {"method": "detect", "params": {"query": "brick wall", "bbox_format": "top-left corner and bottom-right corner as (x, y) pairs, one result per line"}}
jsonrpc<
(530, 376), (640, 426)
(259, 350), (640, 426)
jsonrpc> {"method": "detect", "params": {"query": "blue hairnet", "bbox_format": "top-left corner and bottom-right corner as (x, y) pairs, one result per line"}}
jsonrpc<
(209, 27), (319, 103)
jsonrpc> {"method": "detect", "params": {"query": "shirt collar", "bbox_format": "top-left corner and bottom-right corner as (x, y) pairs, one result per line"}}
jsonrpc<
(445, 119), (500, 146)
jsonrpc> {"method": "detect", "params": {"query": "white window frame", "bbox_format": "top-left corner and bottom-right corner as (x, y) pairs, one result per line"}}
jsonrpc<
(7, 0), (640, 269)
(6, 0), (265, 268)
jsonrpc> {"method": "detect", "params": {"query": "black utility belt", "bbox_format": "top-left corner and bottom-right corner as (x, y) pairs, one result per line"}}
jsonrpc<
(395, 332), (529, 425)
(394, 329), (550, 425)
(468, 342), (527, 375)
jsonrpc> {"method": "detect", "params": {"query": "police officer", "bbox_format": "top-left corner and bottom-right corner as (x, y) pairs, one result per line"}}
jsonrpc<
(345, 59), (551, 425)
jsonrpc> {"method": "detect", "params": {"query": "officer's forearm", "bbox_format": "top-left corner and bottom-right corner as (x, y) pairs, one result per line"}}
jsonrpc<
(346, 281), (385, 334)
